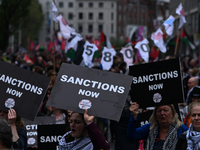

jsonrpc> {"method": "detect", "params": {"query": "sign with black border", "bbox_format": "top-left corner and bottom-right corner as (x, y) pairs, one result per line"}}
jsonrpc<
(47, 63), (133, 121)
(0, 61), (51, 120)
(129, 58), (184, 108)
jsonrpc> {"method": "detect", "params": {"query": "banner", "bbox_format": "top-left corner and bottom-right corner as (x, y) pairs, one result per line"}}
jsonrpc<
(129, 58), (184, 108)
(47, 63), (133, 121)
(23, 116), (56, 147)
(0, 61), (51, 120)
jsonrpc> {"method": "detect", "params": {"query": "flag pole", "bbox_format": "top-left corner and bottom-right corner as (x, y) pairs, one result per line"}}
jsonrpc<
(174, 30), (180, 56)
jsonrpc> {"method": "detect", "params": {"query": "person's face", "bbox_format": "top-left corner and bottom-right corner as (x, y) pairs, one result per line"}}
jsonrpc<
(192, 97), (200, 102)
(191, 106), (200, 132)
(188, 79), (196, 90)
(70, 113), (87, 140)
(0, 110), (8, 121)
(156, 105), (173, 126)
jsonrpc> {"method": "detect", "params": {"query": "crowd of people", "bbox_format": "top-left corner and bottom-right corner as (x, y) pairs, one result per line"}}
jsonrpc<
(0, 47), (200, 150)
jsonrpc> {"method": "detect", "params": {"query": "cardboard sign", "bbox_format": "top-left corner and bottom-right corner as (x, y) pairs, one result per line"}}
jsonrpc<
(23, 116), (56, 147)
(38, 124), (68, 149)
(137, 110), (153, 127)
(47, 63), (133, 121)
(0, 61), (51, 120)
(129, 58), (184, 108)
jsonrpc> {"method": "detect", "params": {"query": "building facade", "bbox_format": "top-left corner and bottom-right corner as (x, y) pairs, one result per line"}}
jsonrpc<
(38, 0), (117, 45)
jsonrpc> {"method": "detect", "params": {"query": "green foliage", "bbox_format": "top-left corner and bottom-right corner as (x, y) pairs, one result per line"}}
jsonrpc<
(0, 0), (43, 51)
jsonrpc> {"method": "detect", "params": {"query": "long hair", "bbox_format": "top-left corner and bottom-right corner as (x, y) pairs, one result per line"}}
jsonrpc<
(149, 104), (182, 130)
(15, 116), (26, 131)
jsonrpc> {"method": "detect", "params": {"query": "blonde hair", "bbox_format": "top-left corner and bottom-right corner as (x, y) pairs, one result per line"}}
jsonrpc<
(189, 102), (200, 115)
(149, 105), (182, 130)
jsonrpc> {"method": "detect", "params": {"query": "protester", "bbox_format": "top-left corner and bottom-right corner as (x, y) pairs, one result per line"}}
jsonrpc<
(0, 117), (13, 149)
(127, 102), (188, 150)
(0, 109), (27, 149)
(58, 109), (110, 150)
(175, 102), (200, 150)
(48, 107), (68, 124)
(183, 86), (200, 127)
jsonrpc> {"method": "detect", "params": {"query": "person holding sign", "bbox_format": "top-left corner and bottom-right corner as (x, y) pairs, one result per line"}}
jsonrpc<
(58, 109), (110, 150)
(0, 109), (27, 149)
(175, 102), (200, 150)
(127, 102), (188, 150)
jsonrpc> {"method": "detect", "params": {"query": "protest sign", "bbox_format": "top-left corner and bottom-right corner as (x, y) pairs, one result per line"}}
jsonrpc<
(137, 110), (153, 127)
(23, 116), (56, 147)
(0, 61), (51, 120)
(129, 58), (184, 108)
(47, 63), (133, 121)
(38, 124), (68, 149)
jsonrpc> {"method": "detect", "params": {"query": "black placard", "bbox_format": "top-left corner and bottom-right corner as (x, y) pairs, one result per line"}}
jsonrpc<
(129, 58), (184, 108)
(137, 110), (153, 127)
(0, 61), (51, 120)
(23, 116), (56, 147)
(47, 63), (133, 121)
(38, 124), (67, 149)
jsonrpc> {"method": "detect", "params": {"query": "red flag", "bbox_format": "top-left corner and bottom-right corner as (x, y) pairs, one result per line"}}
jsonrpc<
(24, 54), (33, 64)
(61, 38), (66, 50)
(100, 31), (106, 47)
(94, 38), (100, 50)
(47, 41), (54, 52)
(35, 44), (40, 51)
(150, 46), (160, 60)
(29, 41), (34, 52)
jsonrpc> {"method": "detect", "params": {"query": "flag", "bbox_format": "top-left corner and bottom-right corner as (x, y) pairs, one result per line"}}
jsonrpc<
(100, 31), (106, 47)
(35, 44), (40, 51)
(52, 1), (58, 23)
(56, 14), (72, 39)
(176, 3), (186, 29)
(29, 41), (34, 52)
(120, 46), (134, 66)
(181, 28), (196, 50)
(135, 38), (150, 63)
(163, 15), (175, 36)
(138, 26), (144, 41)
(24, 54), (33, 64)
(47, 41), (54, 52)
(151, 28), (166, 53)
(61, 38), (66, 50)
(150, 46), (160, 60)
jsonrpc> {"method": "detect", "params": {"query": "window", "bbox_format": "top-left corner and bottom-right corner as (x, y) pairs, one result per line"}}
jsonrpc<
(79, 2), (83, 7)
(88, 24), (93, 33)
(79, 13), (83, 19)
(89, 2), (93, 7)
(69, 2), (73, 8)
(59, 2), (64, 8)
(99, 2), (103, 8)
(46, 27), (50, 34)
(98, 24), (103, 32)
(78, 25), (83, 33)
(88, 13), (93, 20)
(111, 23), (114, 34)
(111, 12), (114, 20)
(68, 13), (73, 20)
(46, 2), (51, 9)
(99, 13), (103, 20)
(111, 3), (114, 8)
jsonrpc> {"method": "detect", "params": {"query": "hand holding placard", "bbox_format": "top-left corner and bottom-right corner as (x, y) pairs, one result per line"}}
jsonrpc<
(84, 109), (94, 126)
(129, 102), (139, 119)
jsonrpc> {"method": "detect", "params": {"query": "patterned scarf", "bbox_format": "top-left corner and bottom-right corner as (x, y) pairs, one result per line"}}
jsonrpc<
(58, 131), (93, 150)
(186, 124), (200, 150)
(146, 122), (178, 150)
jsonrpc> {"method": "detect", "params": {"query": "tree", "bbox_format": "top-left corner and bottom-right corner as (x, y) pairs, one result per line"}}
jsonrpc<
(0, 0), (43, 52)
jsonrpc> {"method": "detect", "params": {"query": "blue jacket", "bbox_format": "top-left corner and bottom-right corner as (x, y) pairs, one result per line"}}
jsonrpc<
(127, 115), (188, 140)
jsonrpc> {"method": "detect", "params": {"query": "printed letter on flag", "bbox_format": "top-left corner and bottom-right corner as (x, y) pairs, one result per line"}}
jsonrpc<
(163, 15), (175, 36)
(101, 47), (116, 70)
(83, 41), (98, 68)
(120, 46), (134, 66)
(151, 28), (166, 53)
(135, 39), (150, 63)
(176, 3), (186, 29)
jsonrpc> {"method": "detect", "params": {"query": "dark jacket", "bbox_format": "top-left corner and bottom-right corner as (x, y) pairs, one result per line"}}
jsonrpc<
(175, 132), (187, 150)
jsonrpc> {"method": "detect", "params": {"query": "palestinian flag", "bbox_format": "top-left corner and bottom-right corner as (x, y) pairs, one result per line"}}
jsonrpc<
(181, 28), (196, 50)
(100, 31), (106, 47)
